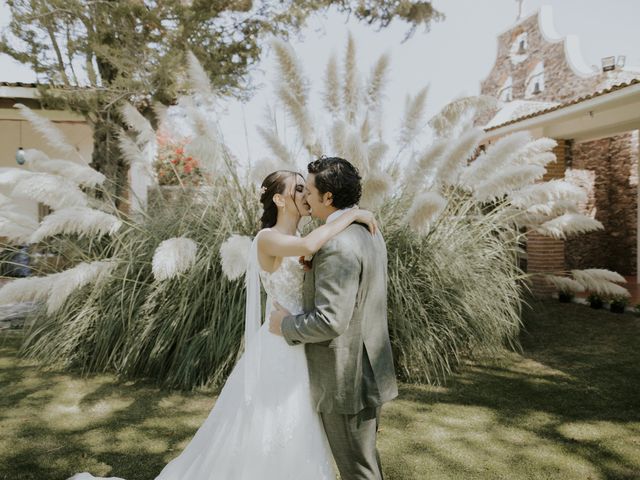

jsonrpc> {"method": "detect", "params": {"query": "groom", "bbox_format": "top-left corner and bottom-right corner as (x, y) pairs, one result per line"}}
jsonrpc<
(269, 156), (398, 480)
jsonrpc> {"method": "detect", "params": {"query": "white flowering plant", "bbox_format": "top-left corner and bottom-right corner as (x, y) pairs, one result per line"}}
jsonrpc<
(0, 37), (625, 389)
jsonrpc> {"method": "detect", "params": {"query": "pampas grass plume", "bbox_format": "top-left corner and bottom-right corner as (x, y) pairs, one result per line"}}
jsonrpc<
(272, 39), (308, 106)
(30, 206), (123, 243)
(360, 114), (371, 144)
(404, 191), (447, 233)
(0, 275), (54, 305)
(536, 213), (603, 239)
(572, 268), (626, 285)
(462, 131), (531, 187)
(24, 149), (106, 187)
(250, 158), (281, 186)
(526, 152), (557, 168)
(571, 269), (630, 298)
(366, 52), (390, 111)
(220, 235), (253, 280)
(0, 193), (11, 208)
(120, 102), (156, 146)
(545, 275), (585, 293)
(398, 86), (428, 147)
(473, 164), (546, 202)
(367, 142), (388, 172)
(12, 173), (88, 210)
(429, 95), (497, 138)
(271, 38), (318, 155)
(118, 128), (144, 165)
(524, 199), (581, 217)
(331, 119), (347, 156)
(256, 126), (292, 166)
(0, 169), (32, 186)
(345, 129), (368, 171)
(343, 33), (360, 123)
(360, 172), (392, 209)
(324, 53), (340, 115)
(512, 138), (557, 165)
(0, 210), (38, 243)
(277, 86), (316, 154)
(510, 180), (587, 209)
(152, 237), (199, 281)
(182, 103), (220, 173)
(404, 139), (448, 193)
(14, 103), (84, 163)
(437, 127), (483, 186)
(47, 260), (117, 314)
(186, 50), (214, 97)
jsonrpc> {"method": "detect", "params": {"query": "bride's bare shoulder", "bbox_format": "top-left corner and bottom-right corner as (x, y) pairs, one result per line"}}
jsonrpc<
(256, 228), (276, 245)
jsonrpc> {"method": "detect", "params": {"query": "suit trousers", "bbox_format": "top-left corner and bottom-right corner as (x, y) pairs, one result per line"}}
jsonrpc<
(320, 406), (383, 480)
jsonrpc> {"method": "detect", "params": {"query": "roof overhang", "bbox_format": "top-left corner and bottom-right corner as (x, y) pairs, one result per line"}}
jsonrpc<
(0, 84), (39, 100)
(484, 81), (640, 143)
(0, 84), (85, 122)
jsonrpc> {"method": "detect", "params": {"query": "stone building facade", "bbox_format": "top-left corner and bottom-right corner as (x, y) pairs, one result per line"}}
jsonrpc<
(565, 131), (639, 276)
(479, 7), (640, 295)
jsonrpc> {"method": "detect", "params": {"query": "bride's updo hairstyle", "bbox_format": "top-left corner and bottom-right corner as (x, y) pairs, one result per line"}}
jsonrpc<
(260, 170), (304, 229)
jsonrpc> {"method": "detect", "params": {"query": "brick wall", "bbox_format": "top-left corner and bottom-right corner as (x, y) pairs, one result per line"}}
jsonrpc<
(565, 131), (638, 275)
(527, 141), (567, 296)
(543, 140), (567, 181)
(527, 233), (567, 296)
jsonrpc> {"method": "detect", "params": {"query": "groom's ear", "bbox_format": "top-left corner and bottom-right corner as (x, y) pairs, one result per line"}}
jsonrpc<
(323, 192), (333, 207)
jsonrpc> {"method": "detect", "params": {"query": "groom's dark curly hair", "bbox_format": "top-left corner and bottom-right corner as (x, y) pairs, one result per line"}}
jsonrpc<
(307, 156), (362, 209)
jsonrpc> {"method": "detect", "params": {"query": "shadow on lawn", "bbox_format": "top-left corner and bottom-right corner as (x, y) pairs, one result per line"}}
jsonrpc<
(384, 298), (640, 480)
(2, 299), (640, 480)
(0, 332), (214, 480)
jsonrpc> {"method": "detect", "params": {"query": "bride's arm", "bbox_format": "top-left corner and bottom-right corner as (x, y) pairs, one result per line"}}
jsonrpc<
(258, 209), (377, 258)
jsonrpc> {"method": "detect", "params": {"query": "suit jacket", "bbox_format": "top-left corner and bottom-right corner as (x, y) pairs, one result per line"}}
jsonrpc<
(281, 223), (399, 414)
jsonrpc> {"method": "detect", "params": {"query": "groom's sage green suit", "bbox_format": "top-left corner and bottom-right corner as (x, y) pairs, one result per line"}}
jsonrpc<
(281, 217), (398, 480)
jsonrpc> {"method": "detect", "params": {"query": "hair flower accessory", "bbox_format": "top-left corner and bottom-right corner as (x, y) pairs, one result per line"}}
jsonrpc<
(260, 186), (267, 195)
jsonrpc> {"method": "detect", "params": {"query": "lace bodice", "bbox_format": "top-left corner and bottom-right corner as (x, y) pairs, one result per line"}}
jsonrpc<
(259, 256), (305, 314)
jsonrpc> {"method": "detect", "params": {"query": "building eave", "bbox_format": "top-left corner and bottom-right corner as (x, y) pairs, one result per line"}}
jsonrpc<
(483, 79), (640, 142)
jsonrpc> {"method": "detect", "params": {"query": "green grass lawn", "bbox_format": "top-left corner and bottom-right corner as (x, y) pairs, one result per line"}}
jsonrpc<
(1, 299), (639, 480)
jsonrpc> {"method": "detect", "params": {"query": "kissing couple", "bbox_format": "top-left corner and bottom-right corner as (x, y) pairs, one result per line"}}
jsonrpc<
(69, 156), (398, 480)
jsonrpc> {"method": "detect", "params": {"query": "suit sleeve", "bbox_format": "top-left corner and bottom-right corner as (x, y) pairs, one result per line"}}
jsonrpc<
(281, 238), (360, 346)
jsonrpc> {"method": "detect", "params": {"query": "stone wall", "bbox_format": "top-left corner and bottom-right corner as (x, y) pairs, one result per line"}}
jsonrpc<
(565, 131), (638, 275)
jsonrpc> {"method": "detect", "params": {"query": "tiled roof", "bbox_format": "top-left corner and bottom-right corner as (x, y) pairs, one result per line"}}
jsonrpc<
(0, 81), (88, 89)
(484, 78), (640, 132)
(0, 81), (40, 88)
(485, 100), (560, 129)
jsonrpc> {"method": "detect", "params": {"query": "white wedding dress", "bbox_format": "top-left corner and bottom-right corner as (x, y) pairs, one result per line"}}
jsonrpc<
(68, 233), (336, 480)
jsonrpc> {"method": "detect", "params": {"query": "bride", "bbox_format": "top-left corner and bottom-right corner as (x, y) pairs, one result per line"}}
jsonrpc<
(68, 169), (377, 480)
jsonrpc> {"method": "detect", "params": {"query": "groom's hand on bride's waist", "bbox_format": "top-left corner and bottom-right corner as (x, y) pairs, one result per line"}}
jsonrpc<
(269, 301), (290, 337)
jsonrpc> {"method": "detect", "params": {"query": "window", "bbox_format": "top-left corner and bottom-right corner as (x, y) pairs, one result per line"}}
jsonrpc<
(525, 62), (545, 98)
(498, 76), (513, 102)
(510, 32), (529, 65)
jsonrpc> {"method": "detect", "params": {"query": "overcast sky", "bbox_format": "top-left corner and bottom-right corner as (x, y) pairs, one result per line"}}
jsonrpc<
(2, 0), (639, 167)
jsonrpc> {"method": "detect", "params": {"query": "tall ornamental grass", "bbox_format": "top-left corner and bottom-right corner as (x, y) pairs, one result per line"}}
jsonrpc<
(20, 189), (258, 389)
(0, 37), (620, 389)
